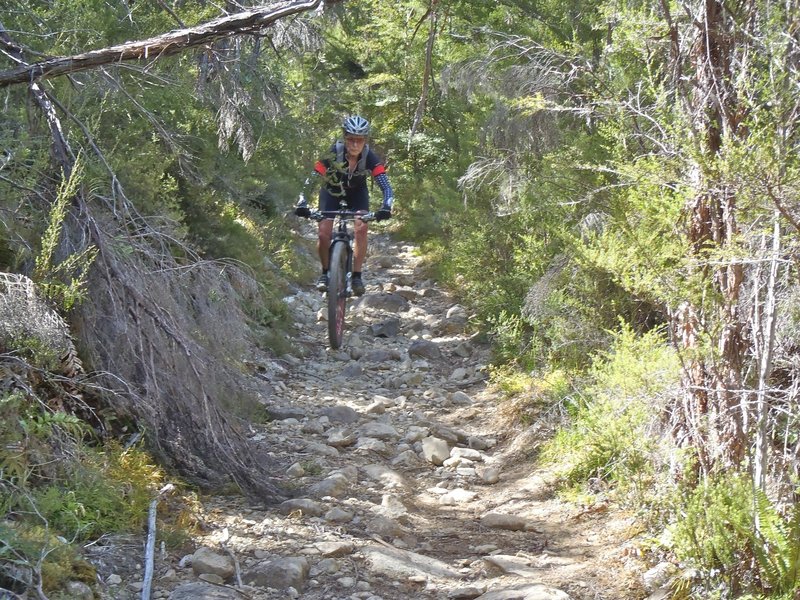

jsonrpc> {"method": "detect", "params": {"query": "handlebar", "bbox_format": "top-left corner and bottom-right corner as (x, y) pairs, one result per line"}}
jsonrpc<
(307, 209), (376, 223)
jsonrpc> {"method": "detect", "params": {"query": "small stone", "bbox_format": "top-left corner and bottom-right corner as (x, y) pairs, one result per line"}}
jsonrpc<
(480, 512), (528, 531)
(643, 561), (678, 592)
(421, 436), (450, 465)
(287, 462), (306, 477)
(279, 498), (326, 517)
(324, 507), (355, 523)
(480, 467), (501, 484)
(64, 581), (93, 600)
(316, 542), (355, 557)
(192, 546), (235, 580)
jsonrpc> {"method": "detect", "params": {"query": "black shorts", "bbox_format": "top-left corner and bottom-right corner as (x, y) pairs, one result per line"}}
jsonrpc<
(319, 188), (370, 212)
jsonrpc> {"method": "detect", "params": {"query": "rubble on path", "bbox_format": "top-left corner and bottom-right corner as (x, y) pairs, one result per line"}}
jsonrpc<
(92, 235), (646, 600)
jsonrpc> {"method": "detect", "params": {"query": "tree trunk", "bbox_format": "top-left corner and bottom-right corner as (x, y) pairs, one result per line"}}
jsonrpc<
(408, 0), (438, 149)
(753, 215), (781, 490)
(672, 0), (748, 472)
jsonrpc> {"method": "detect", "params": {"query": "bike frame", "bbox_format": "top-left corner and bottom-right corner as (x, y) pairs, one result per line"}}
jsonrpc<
(329, 215), (355, 296)
(311, 208), (375, 348)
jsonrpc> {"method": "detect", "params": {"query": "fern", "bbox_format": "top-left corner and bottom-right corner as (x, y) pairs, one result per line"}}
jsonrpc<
(744, 491), (800, 593)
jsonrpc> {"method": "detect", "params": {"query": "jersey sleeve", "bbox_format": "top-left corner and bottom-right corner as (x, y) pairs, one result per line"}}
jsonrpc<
(366, 149), (393, 207)
(366, 148), (386, 176)
(315, 143), (338, 175)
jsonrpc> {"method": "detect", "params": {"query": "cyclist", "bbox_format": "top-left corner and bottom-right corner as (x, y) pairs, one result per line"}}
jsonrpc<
(294, 115), (394, 296)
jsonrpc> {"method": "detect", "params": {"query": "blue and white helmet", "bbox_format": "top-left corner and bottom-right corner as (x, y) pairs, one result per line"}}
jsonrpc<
(343, 115), (370, 136)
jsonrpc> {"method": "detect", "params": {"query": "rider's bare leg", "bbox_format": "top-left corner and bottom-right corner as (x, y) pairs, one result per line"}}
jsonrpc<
(353, 220), (368, 272)
(318, 220), (333, 270)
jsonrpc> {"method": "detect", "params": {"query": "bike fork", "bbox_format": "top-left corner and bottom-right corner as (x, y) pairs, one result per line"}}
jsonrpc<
(344, 245), (354, 297)
(329, 240), (354, 297)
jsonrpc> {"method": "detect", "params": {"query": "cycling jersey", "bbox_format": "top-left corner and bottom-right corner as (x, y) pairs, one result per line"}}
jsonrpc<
(314, 143), (392, 212)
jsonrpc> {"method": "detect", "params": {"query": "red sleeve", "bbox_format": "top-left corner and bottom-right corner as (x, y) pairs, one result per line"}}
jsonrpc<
(314, 161), (327, 176)
(371, 164), (386, 176)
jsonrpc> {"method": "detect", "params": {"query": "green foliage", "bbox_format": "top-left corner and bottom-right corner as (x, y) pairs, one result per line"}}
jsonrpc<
(25, 442), (164, 541)
(491, 365), (573, 426)
(486, 310), (530, 366)
(2, 386), (167, 563)
(0, 392), (34, 485)
(747, 494), (800, 593)
(669, 475), (754, 582)
(0, 519), (95, 593)
(417, 205), (551, 347)
(3, 336), (61, 372)
(1, 386), (167, 592)
(541, 325), (679, 490)
(2, 401), (165, 540)
(0, 392), (88, 487)
(32, 160), (98, 311)
(667, 474), (800, 596)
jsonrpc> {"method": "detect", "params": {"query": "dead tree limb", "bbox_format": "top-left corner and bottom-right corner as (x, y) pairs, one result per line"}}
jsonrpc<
(408, 0), (438, 149)
(2, 25), (288, 503)
(142, 483), (176, 600)
(0, 0), (322, 87)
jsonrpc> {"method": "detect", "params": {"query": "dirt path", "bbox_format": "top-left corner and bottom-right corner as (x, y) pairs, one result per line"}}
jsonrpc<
(121, 234), (650, 600)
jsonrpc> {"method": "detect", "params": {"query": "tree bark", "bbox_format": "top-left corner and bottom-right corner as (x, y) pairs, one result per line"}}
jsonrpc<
(0, 0), (321, 87)
(672, 0), (749, 471)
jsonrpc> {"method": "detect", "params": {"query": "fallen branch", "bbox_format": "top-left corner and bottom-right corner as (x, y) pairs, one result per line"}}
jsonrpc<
(141, 483), (176, 600)
(0, 0), (322, 87)
(219, 540), (244, 588)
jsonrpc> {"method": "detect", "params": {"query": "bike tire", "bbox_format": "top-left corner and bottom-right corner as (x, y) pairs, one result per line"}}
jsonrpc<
(327, 241), (348, 349)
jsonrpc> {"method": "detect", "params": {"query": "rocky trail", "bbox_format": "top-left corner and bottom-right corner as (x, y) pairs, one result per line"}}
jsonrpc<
(93, 234), (654, 600)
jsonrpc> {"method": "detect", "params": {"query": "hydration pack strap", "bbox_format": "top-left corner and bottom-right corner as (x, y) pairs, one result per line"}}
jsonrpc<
(335, 140), (368, 172)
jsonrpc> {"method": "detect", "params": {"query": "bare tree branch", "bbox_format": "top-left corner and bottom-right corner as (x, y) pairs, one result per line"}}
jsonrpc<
(408, 0), (438, 149)
(0, 0), (322, 87)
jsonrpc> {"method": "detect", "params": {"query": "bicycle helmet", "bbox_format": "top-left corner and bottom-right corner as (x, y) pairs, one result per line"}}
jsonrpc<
(343, 115), (370, 136)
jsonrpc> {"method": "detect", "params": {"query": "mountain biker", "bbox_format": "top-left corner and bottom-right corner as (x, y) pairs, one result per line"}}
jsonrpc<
(294, 115), (394, 296)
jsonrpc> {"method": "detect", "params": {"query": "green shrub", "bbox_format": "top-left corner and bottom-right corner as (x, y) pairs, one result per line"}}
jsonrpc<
(667, 474), (800, 596)
(491, 366), (573, 426)
(669, 474), (754, 585)
(32, 158), (97, 311)
(0, 506), (97, 594)
(0, 392), (87, 486)
(540, 325), (679, 491)
(19, 442), (165, 541)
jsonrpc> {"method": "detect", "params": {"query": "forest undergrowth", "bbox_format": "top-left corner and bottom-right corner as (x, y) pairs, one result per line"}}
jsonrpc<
(4, 1), (800, 598)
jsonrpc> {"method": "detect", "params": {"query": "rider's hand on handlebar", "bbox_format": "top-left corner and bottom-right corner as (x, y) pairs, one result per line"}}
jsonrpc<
(294, 194), (311, 218)
(375, 206), (392, 221)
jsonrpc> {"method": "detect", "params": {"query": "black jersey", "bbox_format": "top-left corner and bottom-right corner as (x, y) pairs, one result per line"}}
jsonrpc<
(313, 142), (387, 200)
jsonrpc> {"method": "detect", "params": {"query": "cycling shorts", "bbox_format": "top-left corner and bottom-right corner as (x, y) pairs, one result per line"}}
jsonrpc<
(319, 188), (369, 213)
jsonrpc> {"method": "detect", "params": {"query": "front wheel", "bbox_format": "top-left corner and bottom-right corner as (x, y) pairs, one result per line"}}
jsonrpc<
(327, 241), (349, 349)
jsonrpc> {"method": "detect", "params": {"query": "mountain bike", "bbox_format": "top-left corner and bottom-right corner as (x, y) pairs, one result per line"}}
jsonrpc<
(307, 208), (376, 349)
